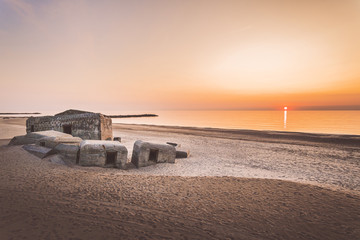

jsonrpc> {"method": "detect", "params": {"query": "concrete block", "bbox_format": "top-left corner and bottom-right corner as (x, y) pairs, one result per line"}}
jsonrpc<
(53, 143), (80, 164)
(26, 110), (112, 140)
(176, 150), (190, 159)
(131, 140), (176, 168)
(79, 140), (128, 169)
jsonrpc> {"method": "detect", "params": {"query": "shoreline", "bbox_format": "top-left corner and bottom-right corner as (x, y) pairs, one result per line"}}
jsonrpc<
(106, 114), (158, 118)
(2, 117), (360, 140)
(113, 123), (360, 147)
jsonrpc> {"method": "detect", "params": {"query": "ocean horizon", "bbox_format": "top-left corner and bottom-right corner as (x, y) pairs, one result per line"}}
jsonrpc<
(1, 110), (359, 135)
(108, 110), (360, 135)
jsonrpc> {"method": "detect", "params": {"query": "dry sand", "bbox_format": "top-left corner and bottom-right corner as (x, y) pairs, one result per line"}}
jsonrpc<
(0, 118), (359, 239)
(113, 124), (360, 193)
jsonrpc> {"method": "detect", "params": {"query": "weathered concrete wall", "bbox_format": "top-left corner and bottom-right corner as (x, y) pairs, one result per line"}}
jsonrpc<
(54, 143), (80, 164)
(100, 115), (113, 140)
(79, 140), (128, 169)
(26, 113), (112, 140)
(131, 140), (176, 168)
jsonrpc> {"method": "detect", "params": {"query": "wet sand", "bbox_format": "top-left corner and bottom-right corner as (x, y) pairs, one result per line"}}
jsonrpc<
(0, 118), (359, 239)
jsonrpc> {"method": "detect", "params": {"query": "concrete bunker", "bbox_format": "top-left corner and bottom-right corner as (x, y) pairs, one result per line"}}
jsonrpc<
(9, 108), (189, 170)
(149, 149), (159, 162)
(79, 140), (128, 169)
(131, 140), (176, 168)
(26, 109), (112, 140)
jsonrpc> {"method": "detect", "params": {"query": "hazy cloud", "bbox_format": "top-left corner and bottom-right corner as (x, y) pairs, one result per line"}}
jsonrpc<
(5, 0), (33, 18)
(4, 0), (41, 28)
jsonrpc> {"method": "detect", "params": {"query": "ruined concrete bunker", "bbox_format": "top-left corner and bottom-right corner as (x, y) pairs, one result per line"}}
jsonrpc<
(26, 109), (112, 140)
(131, 140), (176, 168)
(79, 140), (128, 169)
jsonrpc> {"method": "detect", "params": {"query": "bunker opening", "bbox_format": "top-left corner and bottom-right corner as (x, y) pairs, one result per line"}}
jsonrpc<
(106, 151), (117, 165)
(63, 125), (72, 135)
(30, 125), (34, 132)
(149, 149), (159, 162)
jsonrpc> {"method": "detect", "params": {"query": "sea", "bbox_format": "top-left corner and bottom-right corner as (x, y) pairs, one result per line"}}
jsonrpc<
(1, 110), (359, 135)
(108, 110), (360, 135)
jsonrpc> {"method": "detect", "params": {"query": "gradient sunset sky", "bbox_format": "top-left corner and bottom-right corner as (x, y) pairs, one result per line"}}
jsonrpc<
(1, 0), (360, 112)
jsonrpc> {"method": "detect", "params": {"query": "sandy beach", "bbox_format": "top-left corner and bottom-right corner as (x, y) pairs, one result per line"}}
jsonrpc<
(0, 118), (359, 239)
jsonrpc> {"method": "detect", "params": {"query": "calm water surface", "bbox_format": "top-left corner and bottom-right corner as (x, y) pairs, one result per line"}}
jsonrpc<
(1, 110), (359, 135)
(109, 110), (360, 135)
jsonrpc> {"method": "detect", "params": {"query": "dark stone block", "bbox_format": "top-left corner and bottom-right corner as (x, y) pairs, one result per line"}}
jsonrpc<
(166, 142), (178, 147)
(176, 150), (189, 159)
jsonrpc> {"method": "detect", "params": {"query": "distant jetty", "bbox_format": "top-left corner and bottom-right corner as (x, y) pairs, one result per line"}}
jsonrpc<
(0, 112), (159, 119)
(105, 114), (158, 118)
(0, 112), (41, 115)
(0, 112), (41, 119)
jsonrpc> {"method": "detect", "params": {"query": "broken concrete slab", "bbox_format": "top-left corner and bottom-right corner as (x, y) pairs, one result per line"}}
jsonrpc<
(22, 144), (56, 159)
(131, 140), (176, 168)
(9, 130), (73, 146)
(36, 136), (82, 149)
(8, 135), (35, 146)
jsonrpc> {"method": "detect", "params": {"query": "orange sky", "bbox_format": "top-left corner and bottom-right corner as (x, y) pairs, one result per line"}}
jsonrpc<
(1, 0), (359, 111)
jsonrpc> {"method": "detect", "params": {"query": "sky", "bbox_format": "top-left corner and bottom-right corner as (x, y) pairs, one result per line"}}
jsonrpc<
(1, 0), (360, 112)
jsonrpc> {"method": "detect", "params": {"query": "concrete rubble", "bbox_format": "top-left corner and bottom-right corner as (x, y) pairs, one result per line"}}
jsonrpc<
(8, 109), (190, 169)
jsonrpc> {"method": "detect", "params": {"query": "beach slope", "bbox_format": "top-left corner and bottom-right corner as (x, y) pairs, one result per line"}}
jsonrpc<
(0, 118), (359, 239)
(0, 144), (359, 239)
